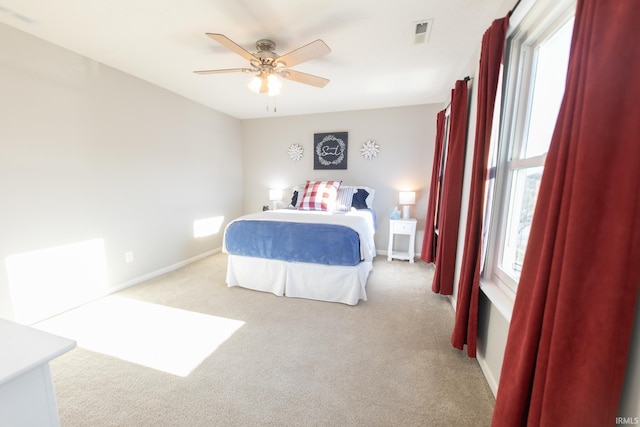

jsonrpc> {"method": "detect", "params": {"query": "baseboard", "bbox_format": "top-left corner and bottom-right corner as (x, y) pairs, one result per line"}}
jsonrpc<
(448, 294), (456, 311)
(29, 248), (222, 325)
(109, 248), (221, 293)
(376, 249), (418, 262)
(477, 353), (499, 397)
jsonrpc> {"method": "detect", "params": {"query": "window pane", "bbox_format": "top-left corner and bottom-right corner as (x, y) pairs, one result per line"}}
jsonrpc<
(500, 166), (543, 280)
(521, 18), (574, 158)
(481, 65), (504, 273)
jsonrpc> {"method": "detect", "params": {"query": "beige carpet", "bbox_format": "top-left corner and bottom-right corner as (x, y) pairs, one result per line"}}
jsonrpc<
(45, 253), (495, 426)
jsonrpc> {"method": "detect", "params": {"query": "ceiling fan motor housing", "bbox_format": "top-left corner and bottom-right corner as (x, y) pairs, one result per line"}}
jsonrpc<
(256, 39), (276, 52)
(253, 39), (279, 68)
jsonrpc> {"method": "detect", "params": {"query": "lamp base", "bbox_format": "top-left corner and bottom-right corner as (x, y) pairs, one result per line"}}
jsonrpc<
(402, 205), (411, 219)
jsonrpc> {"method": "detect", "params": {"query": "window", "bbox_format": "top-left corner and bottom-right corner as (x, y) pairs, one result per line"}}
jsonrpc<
(434, 107), (451, 235)
(484, 0), (576, 297)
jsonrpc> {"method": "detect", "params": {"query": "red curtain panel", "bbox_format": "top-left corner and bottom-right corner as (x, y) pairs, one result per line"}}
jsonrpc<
(492, 1), (640, 425)
(432, 80), (468, 295)
(451, 16), (509, 357)
(421, 110), (446, 263)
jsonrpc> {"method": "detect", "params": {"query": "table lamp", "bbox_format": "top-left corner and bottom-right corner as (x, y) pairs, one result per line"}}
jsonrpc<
(269, 189), (283, 210)
(399, 191), (416, 219)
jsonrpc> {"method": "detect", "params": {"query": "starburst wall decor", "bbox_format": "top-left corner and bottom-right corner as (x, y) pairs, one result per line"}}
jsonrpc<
(360, 139), (380, 160)
(288, 143), (304, 161)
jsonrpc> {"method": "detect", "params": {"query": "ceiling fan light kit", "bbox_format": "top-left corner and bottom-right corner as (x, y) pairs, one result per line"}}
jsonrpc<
(248, 72), (282, 96)
(194, 33), (330, 97)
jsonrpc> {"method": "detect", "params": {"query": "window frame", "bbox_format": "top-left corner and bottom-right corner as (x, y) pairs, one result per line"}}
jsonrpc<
(480, 0), (576, 306)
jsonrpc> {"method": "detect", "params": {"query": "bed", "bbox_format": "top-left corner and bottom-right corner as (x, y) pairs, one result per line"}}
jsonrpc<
(223, 181), (376, 305)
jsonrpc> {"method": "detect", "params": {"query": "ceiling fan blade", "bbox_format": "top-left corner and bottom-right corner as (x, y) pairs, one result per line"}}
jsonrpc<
(206, 33), (259, 62)
(275, 39), (331, 68)
(193, 68), (254, 75)
(280, 69), (330, 88)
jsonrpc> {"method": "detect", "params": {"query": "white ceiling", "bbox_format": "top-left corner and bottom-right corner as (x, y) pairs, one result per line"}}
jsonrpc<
(0, 0), (512, 120)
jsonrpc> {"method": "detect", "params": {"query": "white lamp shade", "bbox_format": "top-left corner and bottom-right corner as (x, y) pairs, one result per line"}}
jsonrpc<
(399, 191), (416, 205)
(267, 74), (281, 96)
(248, 75), (263, 94)
(269, 189), (283, 201)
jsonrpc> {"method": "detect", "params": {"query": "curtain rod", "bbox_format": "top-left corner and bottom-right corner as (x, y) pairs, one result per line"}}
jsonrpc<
(510, 0), (522, 16)
(443, 77), (474, 110)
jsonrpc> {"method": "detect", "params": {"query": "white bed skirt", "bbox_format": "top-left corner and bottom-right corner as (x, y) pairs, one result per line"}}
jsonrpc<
(226, 255), (372, 305)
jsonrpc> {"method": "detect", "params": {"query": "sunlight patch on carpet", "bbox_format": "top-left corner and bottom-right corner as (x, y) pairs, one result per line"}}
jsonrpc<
(35, 295), (244, 377)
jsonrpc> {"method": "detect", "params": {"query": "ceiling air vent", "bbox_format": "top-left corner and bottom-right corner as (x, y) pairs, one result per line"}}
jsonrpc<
(414, 19), (433, 44)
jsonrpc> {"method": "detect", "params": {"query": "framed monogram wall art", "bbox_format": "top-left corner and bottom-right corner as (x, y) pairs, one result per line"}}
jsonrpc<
(313, 132), (348, 170)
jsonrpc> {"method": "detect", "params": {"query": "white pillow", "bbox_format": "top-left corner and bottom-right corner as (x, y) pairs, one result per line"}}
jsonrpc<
(336, 187), (356, 211)
(289, 184), (305, 207)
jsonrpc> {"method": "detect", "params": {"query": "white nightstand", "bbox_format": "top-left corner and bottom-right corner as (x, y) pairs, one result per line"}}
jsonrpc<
(387, 218), (417, 263)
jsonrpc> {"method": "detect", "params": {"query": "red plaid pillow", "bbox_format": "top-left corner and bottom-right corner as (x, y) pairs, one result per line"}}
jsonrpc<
(297, 180), (342, 211)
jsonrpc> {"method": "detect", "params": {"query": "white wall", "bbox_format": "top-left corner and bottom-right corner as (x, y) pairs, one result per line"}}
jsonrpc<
(0, 23), (244, 323)
(241, 105), (441, 252)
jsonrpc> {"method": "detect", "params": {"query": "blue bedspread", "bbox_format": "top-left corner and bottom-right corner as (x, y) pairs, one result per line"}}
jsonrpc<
(224, 220), (361, 266)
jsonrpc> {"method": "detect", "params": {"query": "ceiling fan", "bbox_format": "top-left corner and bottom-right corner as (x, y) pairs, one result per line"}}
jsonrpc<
(194, 33), (331, 96)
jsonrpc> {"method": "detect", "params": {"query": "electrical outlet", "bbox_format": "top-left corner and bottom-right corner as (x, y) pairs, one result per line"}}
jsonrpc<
(125, 251), (134, 263)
